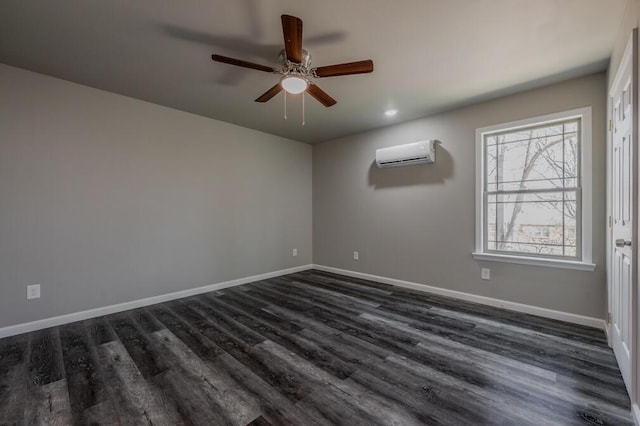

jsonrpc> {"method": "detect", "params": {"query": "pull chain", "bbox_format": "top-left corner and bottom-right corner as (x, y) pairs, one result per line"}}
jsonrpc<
(301, 91), (305, 126)
(283, 91), (287, 120)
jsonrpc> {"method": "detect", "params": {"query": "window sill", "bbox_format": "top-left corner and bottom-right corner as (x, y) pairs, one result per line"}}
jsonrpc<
(472, 252), (596, 271)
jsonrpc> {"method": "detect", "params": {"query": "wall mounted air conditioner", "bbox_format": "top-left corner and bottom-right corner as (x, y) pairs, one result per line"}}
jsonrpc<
(375, 140), (440, 168)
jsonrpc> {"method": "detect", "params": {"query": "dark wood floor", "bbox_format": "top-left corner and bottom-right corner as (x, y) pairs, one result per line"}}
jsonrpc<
(0, 270), (633, 425)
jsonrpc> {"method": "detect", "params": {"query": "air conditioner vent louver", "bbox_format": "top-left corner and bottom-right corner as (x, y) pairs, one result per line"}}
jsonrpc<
(375, 140), (440, 168)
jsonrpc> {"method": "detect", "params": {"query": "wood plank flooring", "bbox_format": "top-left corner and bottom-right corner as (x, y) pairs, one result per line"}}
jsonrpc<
(0, 270), (633, 425)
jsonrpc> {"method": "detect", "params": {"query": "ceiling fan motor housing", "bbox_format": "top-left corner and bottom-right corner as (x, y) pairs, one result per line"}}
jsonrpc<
(279, 49), (312, 73)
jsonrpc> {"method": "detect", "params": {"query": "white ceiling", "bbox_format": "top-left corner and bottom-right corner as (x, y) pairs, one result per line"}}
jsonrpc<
(0, 0), (627, 143)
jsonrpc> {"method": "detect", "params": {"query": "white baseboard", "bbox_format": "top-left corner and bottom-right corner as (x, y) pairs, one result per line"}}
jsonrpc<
(633, 403), (640, 426)
(312, 264), (606, 330)
(2, 263), (606, 339)
(0, 264), (313, 339)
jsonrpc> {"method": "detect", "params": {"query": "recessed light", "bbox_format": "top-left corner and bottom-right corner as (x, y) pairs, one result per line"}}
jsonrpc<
(384, 109), (398, 117)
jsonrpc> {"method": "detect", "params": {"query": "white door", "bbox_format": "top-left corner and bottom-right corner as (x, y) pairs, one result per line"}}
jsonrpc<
(609, 31), (636, 396)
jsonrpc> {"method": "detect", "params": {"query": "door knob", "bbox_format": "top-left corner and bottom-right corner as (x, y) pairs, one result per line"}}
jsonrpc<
(616, 239), (632, 247)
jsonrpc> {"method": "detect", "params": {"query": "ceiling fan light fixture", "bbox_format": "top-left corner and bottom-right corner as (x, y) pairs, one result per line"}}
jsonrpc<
(281, 75), (308, 94)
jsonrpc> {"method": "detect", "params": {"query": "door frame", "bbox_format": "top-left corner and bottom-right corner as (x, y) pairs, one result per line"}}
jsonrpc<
(607, 27), (639, 415)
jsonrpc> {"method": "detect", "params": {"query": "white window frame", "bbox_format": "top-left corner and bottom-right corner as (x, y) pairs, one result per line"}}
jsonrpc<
(473, 107), (595, 271)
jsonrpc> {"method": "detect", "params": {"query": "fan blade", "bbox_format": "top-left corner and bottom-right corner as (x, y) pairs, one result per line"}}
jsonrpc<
(255, 83), (283, 103)
(314, 60), (374, 77)
(212, 54), (275, 72)
(281, 15), (303, 63)
(306, 84), (337, 107)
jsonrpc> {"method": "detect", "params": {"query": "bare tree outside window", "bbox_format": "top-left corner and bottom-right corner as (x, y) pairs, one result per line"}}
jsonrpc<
(484, 119), (580, 258)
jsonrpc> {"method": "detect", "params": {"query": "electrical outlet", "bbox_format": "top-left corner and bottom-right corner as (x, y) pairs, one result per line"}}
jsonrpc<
(353, 251), (359, 261)
(481, 268), (490, 280)
(292, 248), (298, 257)
(27, 284), (41, 300)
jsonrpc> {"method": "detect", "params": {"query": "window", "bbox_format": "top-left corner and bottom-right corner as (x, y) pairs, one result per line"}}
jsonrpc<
(473, 108), (595, 271)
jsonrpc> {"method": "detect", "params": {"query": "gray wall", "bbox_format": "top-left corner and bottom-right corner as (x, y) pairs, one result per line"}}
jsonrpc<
(0, 62), (610, 327)
(0, 64), (312, 328)
(313, 72), (607, 318)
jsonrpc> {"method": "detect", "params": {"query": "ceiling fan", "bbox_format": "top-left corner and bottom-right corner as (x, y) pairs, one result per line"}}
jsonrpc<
(212, 14), (373, 108)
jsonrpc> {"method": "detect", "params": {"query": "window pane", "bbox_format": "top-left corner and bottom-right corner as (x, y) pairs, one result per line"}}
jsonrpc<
(486, 191), (578, 257)
(565, 219), (577, 257)
(485, 139), (499, 193)
(564, 121), (578, 133)
(486, 119), (580, 192)
(564, 133), (578, 186)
